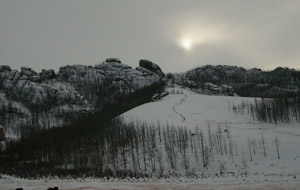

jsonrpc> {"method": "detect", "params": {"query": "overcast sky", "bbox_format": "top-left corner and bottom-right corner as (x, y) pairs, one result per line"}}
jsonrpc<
(1, 0), (300, 73)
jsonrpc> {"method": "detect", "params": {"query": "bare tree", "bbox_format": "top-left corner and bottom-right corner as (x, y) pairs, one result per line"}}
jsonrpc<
(275, 137), (280, 159)
(262, 135), (266, 157)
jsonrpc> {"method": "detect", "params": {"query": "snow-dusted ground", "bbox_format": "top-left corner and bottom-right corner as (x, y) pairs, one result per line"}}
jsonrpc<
(0, 175), (299, 190)
(1, 86), (300, 189)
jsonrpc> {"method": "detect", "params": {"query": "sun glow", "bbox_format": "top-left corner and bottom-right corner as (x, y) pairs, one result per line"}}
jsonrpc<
(176, 20), (228, 52)
(182, 39), (192, 50)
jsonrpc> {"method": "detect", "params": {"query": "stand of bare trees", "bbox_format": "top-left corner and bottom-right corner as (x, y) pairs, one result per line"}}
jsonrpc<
(1, 115), (280, 179)
(232, 97), (300, 124)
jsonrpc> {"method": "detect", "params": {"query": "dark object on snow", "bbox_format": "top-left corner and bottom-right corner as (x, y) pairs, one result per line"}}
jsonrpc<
(152, 91), (169, 101)
(160, 91), (169, 98)
(0, 128), (5, 141)
(15, 188), (23, 190)
(152, 94), (160, 101)
(224, 129), (228, 133)
(48, 187), (59, 190)
(139, 59), (165, 77)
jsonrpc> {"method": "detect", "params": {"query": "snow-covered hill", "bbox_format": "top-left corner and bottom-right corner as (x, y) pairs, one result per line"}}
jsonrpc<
(122, 86), (300, 178)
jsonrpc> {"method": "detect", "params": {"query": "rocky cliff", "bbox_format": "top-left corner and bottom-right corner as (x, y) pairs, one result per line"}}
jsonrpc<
(0, 59), (164, 139)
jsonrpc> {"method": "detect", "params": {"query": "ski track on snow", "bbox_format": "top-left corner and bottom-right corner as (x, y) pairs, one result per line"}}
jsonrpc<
(172, 93), (187, 122)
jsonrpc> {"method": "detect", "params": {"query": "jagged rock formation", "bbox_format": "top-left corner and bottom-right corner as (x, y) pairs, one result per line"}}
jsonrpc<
(203, 83), (235, 96)
(138, 59), (165, 77)
(170, 65), (300, 97)
(0, 59), (164, 138)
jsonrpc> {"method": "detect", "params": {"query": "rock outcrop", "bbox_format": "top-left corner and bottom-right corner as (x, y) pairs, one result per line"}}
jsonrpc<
(0, 59), (164, 139)
(203, 83), (235, 96)
(171, 65), (300, 97)
(139, 59), (165, 77)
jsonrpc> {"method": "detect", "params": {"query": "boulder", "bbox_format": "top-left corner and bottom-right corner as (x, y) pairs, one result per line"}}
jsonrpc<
(139, 59), (164, 77)
(152, 94), (160, 101)
(136, 66), (154, 76)
(219, 85), (234, 95)
(0, 65), (11, 72)
(160, 91), (169, 98)
(59, 65), (77, 77)
(6, 70), (20, 81)
(105, 58), (121, 63)
(204, 82), (219, 91)
(30, 75), (42, 82)
(186, 80), (197, 88)
(20, 67), (37, 77)
(41, 69), (56, 80)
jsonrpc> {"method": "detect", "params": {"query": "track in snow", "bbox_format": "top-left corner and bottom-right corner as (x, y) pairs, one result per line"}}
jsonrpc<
(172, 93), (187, 122)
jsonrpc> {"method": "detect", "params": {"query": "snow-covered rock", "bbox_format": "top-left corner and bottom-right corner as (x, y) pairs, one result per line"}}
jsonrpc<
(0, 58), (164, 139)
(40, 69), (56, 80)
(160, 91), (169, 98)
(171, 65), (300, 97)
(105, 58), (121, 63)
(139, 59), (165, 77)
(152, 94), (160, 101)
(0, 65), (11, 72)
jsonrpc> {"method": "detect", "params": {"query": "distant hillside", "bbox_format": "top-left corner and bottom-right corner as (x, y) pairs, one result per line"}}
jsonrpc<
(169, 65), (300, 97)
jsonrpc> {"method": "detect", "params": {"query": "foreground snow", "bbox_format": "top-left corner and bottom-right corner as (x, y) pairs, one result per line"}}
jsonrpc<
(0, 175), (299, 190)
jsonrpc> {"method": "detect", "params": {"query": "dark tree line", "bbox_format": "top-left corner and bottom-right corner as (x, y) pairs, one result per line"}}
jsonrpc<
(233, 97), (300, 124)
(2, 108), (278, 180)
(0, 120), (237, 179)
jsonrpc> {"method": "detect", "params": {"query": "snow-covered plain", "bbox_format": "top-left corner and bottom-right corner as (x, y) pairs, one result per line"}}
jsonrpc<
(1, 86), (300, 189)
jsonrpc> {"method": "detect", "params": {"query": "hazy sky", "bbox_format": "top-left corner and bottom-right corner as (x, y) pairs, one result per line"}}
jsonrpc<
(1, 0), (300, 73)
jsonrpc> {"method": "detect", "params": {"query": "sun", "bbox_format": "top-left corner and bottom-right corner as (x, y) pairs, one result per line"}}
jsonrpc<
(182, 39), (191, 50)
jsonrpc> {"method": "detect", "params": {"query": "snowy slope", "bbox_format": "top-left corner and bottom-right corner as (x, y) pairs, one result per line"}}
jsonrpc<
(122, 86), (300, 177)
